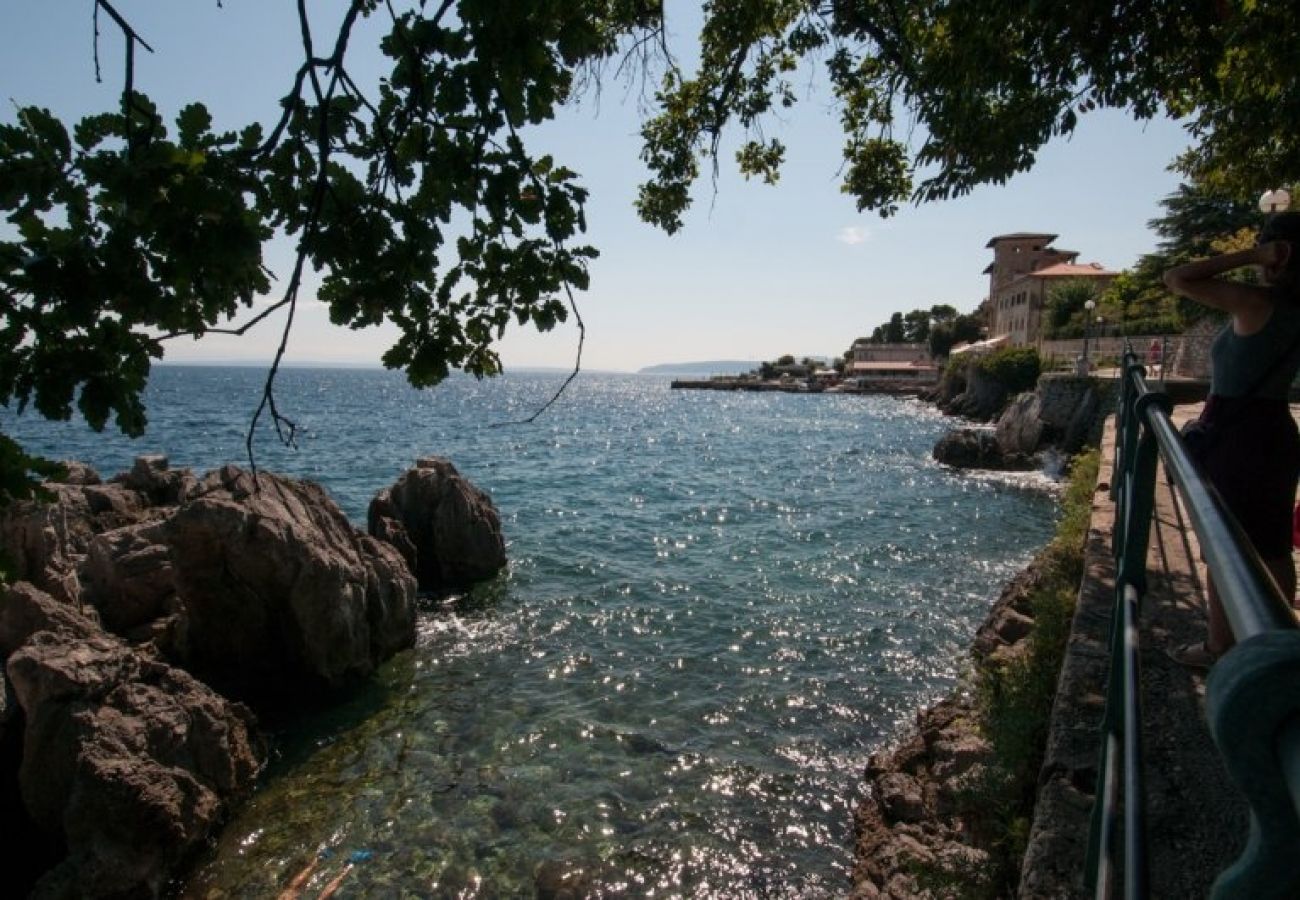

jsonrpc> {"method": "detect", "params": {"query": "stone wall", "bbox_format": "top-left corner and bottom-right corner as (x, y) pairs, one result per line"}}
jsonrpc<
(1169, 316), (1220, 379)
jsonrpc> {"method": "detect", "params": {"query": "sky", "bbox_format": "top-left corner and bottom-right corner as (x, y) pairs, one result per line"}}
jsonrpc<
(1, 2), (1197, 373)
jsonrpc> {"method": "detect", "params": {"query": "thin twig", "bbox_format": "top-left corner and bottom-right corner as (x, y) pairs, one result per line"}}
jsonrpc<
(491, 283), (586, 427)
(245, 2), (365, 483)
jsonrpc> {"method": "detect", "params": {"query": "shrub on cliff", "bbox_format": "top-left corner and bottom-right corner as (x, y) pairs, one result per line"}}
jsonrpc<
(975, 348), (1043, 396)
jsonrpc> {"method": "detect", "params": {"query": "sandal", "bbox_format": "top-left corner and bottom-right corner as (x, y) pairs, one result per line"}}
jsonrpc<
(1167, 640), (1216, 671)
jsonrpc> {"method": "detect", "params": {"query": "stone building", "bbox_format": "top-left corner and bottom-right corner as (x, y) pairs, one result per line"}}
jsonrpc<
(984, 233), (1117, 346)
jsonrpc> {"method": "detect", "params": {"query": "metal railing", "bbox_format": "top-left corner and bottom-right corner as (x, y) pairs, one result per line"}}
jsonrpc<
(1085, 349), (1300, 898)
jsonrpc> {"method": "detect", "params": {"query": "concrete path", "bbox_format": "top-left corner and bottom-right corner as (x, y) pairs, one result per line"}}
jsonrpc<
(1020, 403), (1251, 898)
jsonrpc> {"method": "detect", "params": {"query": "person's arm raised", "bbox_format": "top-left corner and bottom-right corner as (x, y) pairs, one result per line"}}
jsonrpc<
(1163, 243), (1288, 333)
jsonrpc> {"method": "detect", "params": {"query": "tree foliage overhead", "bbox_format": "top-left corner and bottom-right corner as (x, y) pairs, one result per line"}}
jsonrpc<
(3, 2), (665, 443)
(2, 0), (1298, 500)
(638, 0), (1300, 232)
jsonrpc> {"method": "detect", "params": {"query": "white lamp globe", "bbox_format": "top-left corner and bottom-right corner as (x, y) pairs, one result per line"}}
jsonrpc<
(1259, 188), (1292, 213)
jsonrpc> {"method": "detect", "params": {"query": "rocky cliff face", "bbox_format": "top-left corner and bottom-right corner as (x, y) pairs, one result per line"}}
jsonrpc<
(933, 374), (1114, 472)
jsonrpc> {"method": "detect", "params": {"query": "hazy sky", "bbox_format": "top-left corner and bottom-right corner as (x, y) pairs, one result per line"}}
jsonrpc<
(3, 2), (1197, 372)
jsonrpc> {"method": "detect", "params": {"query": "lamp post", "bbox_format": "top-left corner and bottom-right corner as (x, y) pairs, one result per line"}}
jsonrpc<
(1260, 188), (1292, 214)
(1078, 298), (1097, 375)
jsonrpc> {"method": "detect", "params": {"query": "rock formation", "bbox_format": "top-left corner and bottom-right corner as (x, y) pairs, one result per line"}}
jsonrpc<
(932, 374), (1117, 473)
(368, 456), (507, 593)
(932, 428), (1037, 471)
(851, 556), (1044, 898)
(159, 465), (416, 702)
(0, 453), (506, 895)
(932, 363), (1010, 422)
(1, 459), (419, 706)
(1, 582), (261, 898)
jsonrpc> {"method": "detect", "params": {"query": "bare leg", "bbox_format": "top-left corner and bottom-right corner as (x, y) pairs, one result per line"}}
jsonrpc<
(1205, 555), (1297, 657)
(1267, 554), (1298, 610)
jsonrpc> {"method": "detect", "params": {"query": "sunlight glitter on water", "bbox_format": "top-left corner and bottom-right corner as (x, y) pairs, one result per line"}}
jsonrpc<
(9, 370), (1057, 897)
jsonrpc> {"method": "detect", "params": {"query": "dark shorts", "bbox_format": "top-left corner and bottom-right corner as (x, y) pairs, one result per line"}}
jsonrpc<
(1199, 395), (1300, 558)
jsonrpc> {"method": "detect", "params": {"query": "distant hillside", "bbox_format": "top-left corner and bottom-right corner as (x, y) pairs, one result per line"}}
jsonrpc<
(639, 360), (761, 376)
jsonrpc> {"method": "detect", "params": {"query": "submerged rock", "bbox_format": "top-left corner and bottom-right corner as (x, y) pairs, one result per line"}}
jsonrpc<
(368, 457), (507, 593)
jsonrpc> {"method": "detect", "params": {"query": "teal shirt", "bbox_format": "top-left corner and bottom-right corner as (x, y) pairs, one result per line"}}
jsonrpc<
(1210, 290), (1300, 398)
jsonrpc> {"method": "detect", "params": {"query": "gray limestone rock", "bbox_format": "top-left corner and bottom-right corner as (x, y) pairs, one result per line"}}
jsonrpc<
(996, 390), (1046, 457)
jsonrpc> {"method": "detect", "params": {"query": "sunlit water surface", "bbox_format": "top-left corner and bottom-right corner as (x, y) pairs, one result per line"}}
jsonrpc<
(8, 368), (1057, 898)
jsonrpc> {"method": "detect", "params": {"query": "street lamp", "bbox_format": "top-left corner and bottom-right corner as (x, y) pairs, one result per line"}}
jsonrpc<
(1260, 188), (1292, 214)
(1078, 298), (1097, 375)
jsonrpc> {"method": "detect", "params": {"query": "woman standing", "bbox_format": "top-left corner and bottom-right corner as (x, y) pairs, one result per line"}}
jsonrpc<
(1163, 211), (1300, 664)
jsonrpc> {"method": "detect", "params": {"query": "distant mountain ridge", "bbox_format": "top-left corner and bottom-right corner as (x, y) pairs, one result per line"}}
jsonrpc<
(639, 360), (761, 375)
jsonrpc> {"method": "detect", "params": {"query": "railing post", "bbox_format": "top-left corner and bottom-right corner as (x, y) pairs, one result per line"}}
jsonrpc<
(1110, 352), (1143, 507)
(1087, 354), (1161, 899)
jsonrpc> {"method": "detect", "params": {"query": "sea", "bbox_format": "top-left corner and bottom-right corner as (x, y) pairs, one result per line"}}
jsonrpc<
(6, 366), (1058, 898)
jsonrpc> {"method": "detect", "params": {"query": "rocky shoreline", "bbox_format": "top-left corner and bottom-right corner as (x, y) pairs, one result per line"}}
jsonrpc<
(850, 552), (1057, 898)
(850, 363), (1110, 897)
(1, 455), (506, 897)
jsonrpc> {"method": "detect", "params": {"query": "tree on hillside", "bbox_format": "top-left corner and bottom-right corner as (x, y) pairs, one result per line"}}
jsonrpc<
(1043, 279), (1104, 339)
(928, 311), (983, 358)
(869, 312), (906, 344)
(902, 309), (931, 344)
(4, 1), (1299, 499)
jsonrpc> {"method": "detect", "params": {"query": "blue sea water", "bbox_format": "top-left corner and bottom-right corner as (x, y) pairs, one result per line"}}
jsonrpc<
(7, 367), (1057, 897)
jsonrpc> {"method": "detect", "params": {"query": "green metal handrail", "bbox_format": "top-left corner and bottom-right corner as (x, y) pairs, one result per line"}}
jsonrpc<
(1085, 349), (1300, 899)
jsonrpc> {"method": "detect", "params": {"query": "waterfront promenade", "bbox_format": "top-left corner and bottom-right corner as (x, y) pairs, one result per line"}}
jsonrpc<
(1021, 401), (1270, 896)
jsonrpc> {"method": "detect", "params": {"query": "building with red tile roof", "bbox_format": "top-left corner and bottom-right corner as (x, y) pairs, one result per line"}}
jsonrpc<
(984, 235), (1117, 346)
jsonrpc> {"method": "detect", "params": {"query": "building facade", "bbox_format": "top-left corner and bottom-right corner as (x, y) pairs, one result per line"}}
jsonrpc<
(984, 233), (1117, 346)
(845, 341), (939, 388)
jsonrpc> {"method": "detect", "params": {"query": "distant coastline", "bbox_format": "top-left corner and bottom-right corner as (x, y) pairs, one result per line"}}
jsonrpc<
(638, 360), (763, 376)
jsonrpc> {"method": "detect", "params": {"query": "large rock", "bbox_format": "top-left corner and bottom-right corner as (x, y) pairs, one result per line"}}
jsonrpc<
(160, 466), (417, 702)
(938, 362), (1010, 422)
(368, 457), (507, 592)
(0, 458), (417, 702)
(85, 523), (177, 636)
(0, 468), (159, 608)
(995, 391), (1045, 457)
(932, 428), (1037, 471)
(2, 583), (261, 898)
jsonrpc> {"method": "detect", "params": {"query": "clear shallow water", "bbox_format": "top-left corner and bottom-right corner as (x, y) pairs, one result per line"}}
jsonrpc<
(7, 367), (1057, 897)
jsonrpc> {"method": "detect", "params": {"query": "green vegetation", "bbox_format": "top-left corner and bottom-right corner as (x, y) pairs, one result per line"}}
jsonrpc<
(1088, 181), (1259, 335)
(965, 449), (1100, 897)
(861, 304), (983, 357)
(1043, 279), (1106, 340)
(974, 347), (1042, 395)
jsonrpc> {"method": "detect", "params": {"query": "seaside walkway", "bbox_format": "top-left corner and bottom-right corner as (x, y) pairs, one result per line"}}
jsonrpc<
(1020, 400), (1280, 897)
